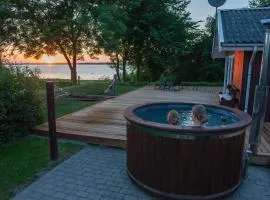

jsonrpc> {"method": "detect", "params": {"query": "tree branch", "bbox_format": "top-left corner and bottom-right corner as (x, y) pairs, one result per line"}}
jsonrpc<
(56, 41), (73, 70)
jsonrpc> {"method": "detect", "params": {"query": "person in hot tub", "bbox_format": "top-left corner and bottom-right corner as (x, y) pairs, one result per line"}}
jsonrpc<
(167, 110), (181, 125)
(192, 105), (208, 127)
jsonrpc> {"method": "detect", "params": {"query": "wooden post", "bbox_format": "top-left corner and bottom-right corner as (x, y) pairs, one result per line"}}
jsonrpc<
(78, 76), (80, 85)
(46, 81), (58, 160)
(113, 74), (117, 96)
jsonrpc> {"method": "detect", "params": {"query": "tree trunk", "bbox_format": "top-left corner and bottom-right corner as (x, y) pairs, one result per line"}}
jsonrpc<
(0, 52), (2, 65)
(71, 67), (77, 84)
(57, 42), (77, 84)
(122, 59), (126, 83)
(136, 64), (140, 82)
(136, 53), (142, 82)
(116, 54), (121, 82)
(71, 42), (77, 84)
(122, 49), (129, 82)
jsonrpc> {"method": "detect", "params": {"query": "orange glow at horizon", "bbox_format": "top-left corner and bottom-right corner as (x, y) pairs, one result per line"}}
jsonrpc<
(41, 55), (56, 64)
(7, 53), (110, 64)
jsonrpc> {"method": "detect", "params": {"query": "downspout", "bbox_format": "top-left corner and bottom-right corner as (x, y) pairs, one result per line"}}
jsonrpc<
(223, 56), (229, 93)
(228, 56), (234, 84)
(226, 57), (231, 85)
(244, 46), (257, 113)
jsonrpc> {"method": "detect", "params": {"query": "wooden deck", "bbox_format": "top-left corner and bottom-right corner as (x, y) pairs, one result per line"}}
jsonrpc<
(258, 123), (270, 154)
(33, 86), (218, 148)
(33, 86), (270, 161)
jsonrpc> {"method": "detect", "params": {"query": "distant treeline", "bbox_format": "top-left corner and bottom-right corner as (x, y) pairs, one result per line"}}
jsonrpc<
(1, 0), (224, 84)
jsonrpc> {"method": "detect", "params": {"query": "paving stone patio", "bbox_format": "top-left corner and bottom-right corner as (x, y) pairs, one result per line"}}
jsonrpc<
(13, 145), (270, 200)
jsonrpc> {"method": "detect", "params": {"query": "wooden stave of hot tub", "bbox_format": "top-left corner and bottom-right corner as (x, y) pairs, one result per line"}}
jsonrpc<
(124, 103), (252, 200)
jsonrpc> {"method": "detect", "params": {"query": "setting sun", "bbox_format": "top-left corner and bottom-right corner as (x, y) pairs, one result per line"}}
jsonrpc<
(41, 55), (56, 64)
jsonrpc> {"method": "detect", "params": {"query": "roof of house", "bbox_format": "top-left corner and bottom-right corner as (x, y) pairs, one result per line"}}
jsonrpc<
(220, 7), (270, 45)
(212, 7), (270, 57)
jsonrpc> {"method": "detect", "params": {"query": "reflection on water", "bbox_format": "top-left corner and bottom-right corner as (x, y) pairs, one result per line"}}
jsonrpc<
(26, 64), (115, 80)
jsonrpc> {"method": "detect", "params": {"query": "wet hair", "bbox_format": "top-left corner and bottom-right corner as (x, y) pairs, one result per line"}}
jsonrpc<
(167, 110), (181, 125)
(192, 105), (208, 125)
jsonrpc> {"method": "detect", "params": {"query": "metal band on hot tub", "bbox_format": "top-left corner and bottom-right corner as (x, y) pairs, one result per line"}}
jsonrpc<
(127, 121), (246, 140)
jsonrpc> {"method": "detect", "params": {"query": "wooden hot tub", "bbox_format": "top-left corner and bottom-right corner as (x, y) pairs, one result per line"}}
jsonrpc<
(124, 103), (252, 199)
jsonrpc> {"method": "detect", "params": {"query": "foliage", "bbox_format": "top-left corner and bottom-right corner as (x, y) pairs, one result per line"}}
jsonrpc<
(4, 0), (223, 84)
(0, 65), (44, 143)
(98, 0), (196, 82)
(168, 16), (224, 82)
(97, 0), (141, 82)
(249, 0), (270, 7)
(11, 0), (102, 83)
(128, 0), (197, 82)
(0, 0), (18, 60)
(0, 136), (83, 200)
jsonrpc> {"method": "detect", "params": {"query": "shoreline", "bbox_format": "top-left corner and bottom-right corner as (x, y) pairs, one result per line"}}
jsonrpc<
(9, 62), (112, 65)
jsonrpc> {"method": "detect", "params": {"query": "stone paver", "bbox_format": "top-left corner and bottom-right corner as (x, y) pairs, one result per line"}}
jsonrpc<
(13, 145), (270, 200)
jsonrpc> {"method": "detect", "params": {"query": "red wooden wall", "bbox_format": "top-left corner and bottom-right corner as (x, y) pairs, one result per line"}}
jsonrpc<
(233, 51), (244, 90)
(233, 51), (245, 108)
(232, 51), (270, 122)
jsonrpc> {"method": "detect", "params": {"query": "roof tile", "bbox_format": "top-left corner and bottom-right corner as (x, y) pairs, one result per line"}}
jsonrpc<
(220, 8), (270, 44)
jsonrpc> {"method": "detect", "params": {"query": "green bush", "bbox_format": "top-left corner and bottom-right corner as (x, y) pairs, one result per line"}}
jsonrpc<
(0, 65), (44, 143)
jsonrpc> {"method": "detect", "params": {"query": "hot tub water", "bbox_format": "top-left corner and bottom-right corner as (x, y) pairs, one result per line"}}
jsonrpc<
(135, 104), (239, 127)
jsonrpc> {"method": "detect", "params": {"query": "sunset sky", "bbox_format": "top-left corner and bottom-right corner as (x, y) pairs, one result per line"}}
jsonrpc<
(189, 0), (249, 23)
(9, 53), (110, 64)
(11, 0), (250, 64)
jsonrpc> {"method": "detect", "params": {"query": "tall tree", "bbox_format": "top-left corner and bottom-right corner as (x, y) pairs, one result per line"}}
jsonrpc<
(249, 0), (270, 7)
(200, 16), (224, 81)
(97, 1), (141, 82)
(128, 0), (196, 81)
(174, 16), (224, 82)
(0, 0), (17, 62)
(12, 0), (100, 83)
(98, 0), (196, 82)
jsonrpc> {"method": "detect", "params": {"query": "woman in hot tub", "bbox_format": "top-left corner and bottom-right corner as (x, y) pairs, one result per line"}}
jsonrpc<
(192, 105), (208, 127)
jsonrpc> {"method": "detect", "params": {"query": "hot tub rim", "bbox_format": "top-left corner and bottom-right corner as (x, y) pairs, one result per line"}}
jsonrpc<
(124, 102), (252, 135)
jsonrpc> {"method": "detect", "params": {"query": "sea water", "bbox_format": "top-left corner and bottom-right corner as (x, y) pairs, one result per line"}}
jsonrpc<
(25, 63), (115, 80)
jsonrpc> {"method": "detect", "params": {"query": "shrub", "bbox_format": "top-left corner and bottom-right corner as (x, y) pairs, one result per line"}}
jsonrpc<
(0, 65), (44, 143)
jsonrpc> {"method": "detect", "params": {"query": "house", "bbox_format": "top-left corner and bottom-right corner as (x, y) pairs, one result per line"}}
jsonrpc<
(212, 7), (270, 122)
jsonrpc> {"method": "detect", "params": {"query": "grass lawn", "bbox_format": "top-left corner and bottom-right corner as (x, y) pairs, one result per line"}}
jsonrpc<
(63, 80), (111, 96)
(0, 136), (84, 200)
(40, 80), (143, 119)
(54, 98), (96, 118)
(117, 84), (142, 96)
(54, 80), (142, 96)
